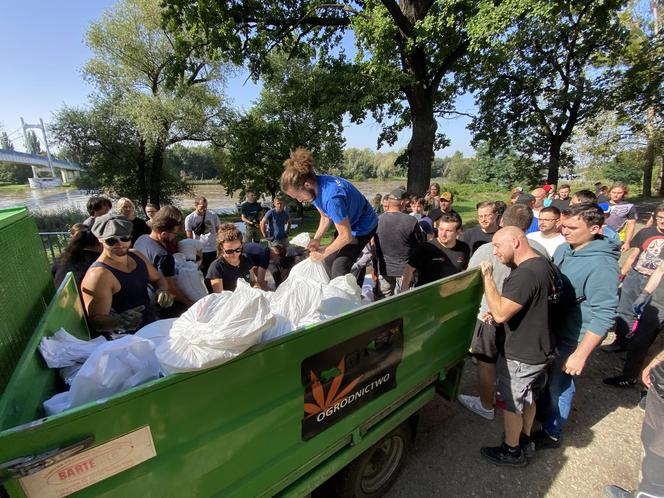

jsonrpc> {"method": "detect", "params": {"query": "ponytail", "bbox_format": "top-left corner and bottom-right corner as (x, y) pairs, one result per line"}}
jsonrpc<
(281, 148), (316, 191)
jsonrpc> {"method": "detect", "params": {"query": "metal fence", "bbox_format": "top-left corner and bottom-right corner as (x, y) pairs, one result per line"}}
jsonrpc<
(39, 231), (71, 262)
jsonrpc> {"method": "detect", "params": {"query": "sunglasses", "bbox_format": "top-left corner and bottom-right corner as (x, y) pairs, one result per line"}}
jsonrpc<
(223, 247), (243, 255)
(104, 236), (132, 246)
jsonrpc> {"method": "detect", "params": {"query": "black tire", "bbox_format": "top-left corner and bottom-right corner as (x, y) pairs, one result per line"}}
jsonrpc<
(335, 423), (411, 498)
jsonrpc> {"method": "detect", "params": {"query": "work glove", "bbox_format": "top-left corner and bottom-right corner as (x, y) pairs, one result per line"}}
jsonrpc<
(633, 292), (652, 318)
(116, 306), (145, 331)
(156, 289), (175, 308)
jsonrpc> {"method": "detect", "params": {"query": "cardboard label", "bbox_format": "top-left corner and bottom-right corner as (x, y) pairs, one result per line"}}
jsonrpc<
(19, 426), (156, 498)
(301, 318), (404, 440)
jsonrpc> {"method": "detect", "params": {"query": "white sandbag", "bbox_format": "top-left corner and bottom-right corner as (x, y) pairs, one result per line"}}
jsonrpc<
(39, 328), (107, 368)
(175, 261), (208, 302)
(290, 232), (311, 248)
(262, 276), (325, 342)
(156, 281), (274, 373)
(135, 318), (177, 349)
(44, 335), (160, 415)
(177, 238), (204, 261)
(320, 275), (363, 317)
(288, 258), (330, 284)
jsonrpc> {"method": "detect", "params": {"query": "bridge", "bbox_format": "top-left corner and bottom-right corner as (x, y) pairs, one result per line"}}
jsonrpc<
(0, 148), (82, 185)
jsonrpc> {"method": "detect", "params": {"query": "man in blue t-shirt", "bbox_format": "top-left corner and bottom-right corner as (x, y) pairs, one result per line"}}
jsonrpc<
(260, 196), (291, 246)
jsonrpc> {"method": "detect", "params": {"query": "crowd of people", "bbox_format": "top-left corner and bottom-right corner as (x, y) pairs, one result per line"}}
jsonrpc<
(48, 150), (663, 496)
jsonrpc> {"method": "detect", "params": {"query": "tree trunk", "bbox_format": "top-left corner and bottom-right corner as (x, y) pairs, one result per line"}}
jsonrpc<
(547, 140), (561, 185)
(405, 88), (436, 195)
(149, 143), (165, 207)
(643, 138), (655, 198)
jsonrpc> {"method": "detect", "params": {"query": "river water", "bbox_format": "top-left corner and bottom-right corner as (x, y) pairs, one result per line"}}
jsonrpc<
(0, 181), (407, 214)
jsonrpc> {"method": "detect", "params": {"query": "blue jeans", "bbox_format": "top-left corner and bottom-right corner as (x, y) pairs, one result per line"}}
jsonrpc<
(543, 341), (577, 439)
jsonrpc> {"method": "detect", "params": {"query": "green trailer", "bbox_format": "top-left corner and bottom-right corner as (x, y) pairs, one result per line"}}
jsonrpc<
(0, 208), (483, 497)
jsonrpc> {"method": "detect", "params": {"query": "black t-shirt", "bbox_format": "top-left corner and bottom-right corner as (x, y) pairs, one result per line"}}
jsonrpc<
(461, 226), (498, 256)
(630, 226), (664, 275)
(500, 256), (556, 364)
(551, 198), (570, 211)
(375, 211), (424, 277)
(408, 239), (470, 287)
(243, 243), (270, 269)
(206, 255), (253, 291)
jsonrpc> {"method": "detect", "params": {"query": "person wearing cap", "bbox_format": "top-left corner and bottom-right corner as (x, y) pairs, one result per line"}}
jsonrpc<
(439, 191), (459, 216)
(81, 213), (174, 337)
(280, 148), (378, 278)
(373, 188), (425, 298)
(603, 203), (664, 353)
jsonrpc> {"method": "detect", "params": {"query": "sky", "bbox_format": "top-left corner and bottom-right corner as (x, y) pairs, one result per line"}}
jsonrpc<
(0, 0), (475, 157)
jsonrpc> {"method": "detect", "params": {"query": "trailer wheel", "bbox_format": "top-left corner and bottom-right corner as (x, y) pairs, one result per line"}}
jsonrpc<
(336, 423), (411, 498)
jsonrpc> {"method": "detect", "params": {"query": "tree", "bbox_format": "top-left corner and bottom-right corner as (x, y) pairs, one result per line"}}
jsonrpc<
(51, 99), (192, 205)
(166, 144), (225, 180)
(55, 0), (230, 206)
(603, 149), (647, 185)
(25, 130), (42, 155)
(0, 131), (14, 150)
(469, 0), (628, 184)
(445, 151), (474, 184)
(162, 0), (529, 194)
(223, 55), (346, 198)
(471, 141), (543, 188)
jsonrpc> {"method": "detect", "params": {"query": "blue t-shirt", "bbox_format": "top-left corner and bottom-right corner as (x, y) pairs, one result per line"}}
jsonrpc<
(243, 243), (270, 269)
(312, 175), (378, 237)
(264, 208), (289, 241)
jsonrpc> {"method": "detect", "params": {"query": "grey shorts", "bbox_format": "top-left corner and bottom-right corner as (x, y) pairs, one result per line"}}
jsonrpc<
(469, 319), (505, 363)
(496, 356), (549, 414)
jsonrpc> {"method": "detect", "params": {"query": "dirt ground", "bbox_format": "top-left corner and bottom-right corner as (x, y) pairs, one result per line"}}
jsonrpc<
(384, 330), (664, 498)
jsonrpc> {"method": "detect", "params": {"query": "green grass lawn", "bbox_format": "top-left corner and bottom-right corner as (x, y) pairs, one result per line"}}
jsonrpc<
(0, 183), (30, 192)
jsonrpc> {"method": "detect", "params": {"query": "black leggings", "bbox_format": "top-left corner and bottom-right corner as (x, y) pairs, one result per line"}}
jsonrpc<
(324, 228), (376, 279)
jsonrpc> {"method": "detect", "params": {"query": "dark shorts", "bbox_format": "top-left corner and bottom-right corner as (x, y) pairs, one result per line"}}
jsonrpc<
(469, 318), (505, 363)
(496, 356), (549, 414)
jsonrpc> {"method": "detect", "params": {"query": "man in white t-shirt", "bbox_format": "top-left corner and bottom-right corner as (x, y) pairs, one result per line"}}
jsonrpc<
(526, 206), (565, 259)
(184, 196), (220, 278)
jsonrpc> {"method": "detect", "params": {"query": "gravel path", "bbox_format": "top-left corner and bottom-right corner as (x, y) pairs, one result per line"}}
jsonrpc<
(386, 331), (664, 498)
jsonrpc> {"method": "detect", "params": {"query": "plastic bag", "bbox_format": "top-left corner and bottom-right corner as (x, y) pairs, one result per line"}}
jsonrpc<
(44, 335), (160, 415)
(290, 232), (311, 248)
(288, 258), (329, 284)
(177, 238), (204, 261)
(155, 281), (274, 373)
(39, 329), (107, 368)
(320, 275), (362, 317)
(175, 260), (208, 302)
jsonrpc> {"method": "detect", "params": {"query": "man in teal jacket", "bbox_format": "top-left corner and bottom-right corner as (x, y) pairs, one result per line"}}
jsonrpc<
(533, 203), (620, 448)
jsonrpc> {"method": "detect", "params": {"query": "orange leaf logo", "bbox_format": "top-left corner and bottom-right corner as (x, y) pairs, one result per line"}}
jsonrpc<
(304, 357), (362, 418)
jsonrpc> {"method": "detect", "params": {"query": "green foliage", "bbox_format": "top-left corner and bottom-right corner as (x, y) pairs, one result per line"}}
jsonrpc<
(468, 0), (629, 184)
(0, 164), (31, 184)
(603, 149), (646, 185)
(166, 144), (224, 180)
(50, 0), (230, 207)
(445, 151), (474, 184)
(471, 142), (544, 188)
(223, 55), (345, 198)
(1, 132), (14, 150)
(25, 131), (42, 155)
(31, 207), (89, 232)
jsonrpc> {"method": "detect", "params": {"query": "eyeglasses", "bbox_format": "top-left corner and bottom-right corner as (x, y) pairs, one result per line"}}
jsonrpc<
(656, 216), (664, 221)
(223, 246), (243, 255)
(104, 236), (132, 246)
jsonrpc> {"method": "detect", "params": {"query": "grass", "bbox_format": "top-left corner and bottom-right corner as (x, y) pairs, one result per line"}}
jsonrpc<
(0, 183), (30, 192)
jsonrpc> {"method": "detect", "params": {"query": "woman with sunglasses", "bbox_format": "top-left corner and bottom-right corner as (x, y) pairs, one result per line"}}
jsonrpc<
(82, 214), (174, 337)
(280, 148), (378, 278)
(207, 223), (255, 292)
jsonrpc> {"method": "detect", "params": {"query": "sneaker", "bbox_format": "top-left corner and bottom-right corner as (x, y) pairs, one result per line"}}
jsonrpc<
(531, 429), (561, 450)
(603, 375), (636, 387)
(601, 341), (626, 353)
(639, 390), (648, 410)
(457, 394), (495, 420)
(519, 433), (536, 459)
(480, 443), (527, 467)
(603, 484), (634, 498)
